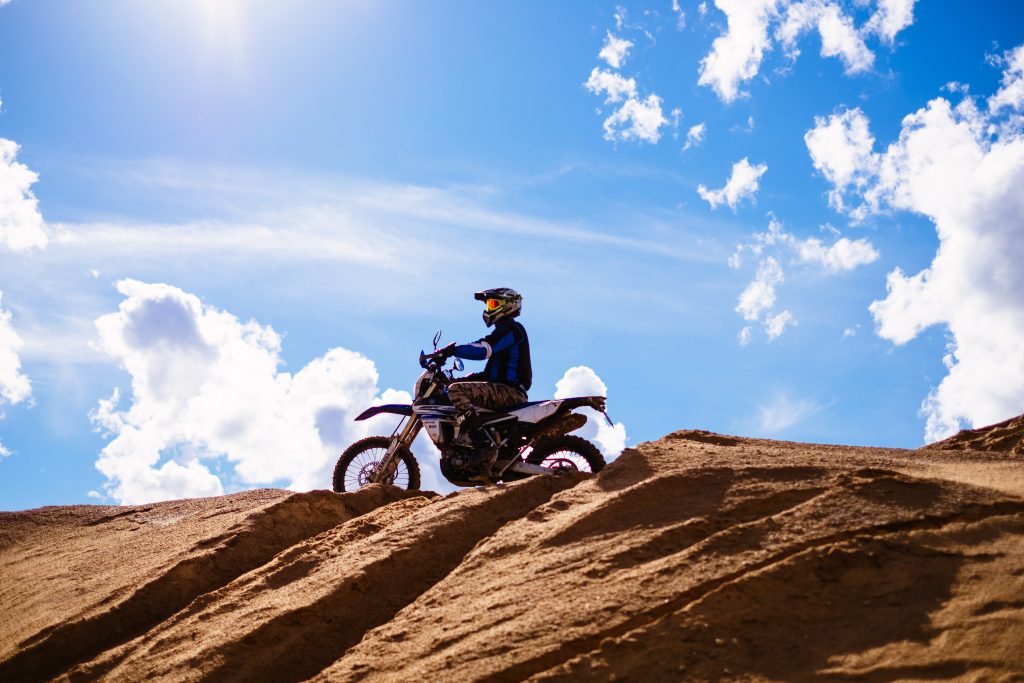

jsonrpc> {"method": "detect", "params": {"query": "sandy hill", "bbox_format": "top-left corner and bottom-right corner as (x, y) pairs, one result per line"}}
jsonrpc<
(2, 420), (1024, 682)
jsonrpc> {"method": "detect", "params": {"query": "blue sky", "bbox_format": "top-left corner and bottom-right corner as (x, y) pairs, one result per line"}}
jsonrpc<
(1, 0), (1022, 509)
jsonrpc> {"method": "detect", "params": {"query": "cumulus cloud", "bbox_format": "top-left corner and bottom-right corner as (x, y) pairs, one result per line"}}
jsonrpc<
(0, 292), (31, 457)
(807, 49), (1024, 442)
(698, 0), (779, 103)
(738, 325), (753, 346)
(864, 0), (916, 43)
(584, 68), (667, 144)
(585, 18), (669, 145)
(585, 68), (638, 103)
(683, 122), (707, 150)
(805, 107), (880, 215)
(989, 44), (1024, 113)
(765, 309), (797, 340)
(599, 31), (633, 69)
(733, 217), (879, 272)
(794, 235), (879, 272)
(698, 0), (916, 102)
(601, 94), (668, 144)
(736, 256), (783, 321)
(777, 1), (874, 74)
(554, 366), (627, 458)
(91, 280), (411, 504)
(0, 127), (48, 251)
(698, 157), (768, 210)
(730, 217), (877, 344)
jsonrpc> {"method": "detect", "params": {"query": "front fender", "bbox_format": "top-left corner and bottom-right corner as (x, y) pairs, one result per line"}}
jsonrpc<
(354, 404), (414, 421)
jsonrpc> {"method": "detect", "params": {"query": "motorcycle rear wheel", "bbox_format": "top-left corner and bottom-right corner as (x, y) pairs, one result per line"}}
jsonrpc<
(526, 434), (605, 474)
(333, 436), (421, 492)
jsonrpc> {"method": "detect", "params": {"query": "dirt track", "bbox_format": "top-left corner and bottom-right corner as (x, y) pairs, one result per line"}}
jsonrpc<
(2, 424), (1023, 681)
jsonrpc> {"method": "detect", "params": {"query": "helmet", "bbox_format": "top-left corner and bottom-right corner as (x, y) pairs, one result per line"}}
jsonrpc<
(475, 287), (522, 327)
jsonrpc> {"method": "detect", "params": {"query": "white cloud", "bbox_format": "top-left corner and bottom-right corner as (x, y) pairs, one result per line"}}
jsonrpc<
(683, 122), (707, 150)
(699, 2), (709, 18)
(738, 325), (753, 346)
(731, 115), (755, 134)
(795, 235), (879, 272)
(736, 217), (879, 272)
(729, 217), (877, 343)
(554, 365), (627, 458)
(584, 67), (638, 103)
(585, 68), (668, 144)
(736, 256), (783, 321)
(698, 0), (779, 103)
(988, 44), (1024, 113)
(699, 0), (916, 102)
(599, 31), (633, 69)
(0, 134), (48, 251)
(765, 309), (796, 339)
(808, 50), (1024, 442)
(757, 392), (823, 431)
(91, 279), (410, 504)
(777, 1), (874, 74)
(602, 93), (668, 144)
(671, 0), (686, 29)
(0, 292), (30, 406)
(805, 107), (879, 215)
(0, 291), (31, 456)
(697, 157), (768, 210)
(864, 0), (916, 43)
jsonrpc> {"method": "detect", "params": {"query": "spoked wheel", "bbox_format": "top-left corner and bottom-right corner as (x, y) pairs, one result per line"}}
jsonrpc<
(526, 435), (605, 474)
(333, 436), (421, 492)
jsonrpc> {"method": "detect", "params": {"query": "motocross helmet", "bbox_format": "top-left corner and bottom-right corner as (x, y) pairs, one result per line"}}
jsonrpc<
(475, 287), (522, 327)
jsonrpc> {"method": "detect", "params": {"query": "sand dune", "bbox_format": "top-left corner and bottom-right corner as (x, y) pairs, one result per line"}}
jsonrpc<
(2, 420), (1023, 681)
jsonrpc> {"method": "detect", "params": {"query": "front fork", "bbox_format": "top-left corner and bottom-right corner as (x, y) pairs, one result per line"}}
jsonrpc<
(371, 416), (422, 483)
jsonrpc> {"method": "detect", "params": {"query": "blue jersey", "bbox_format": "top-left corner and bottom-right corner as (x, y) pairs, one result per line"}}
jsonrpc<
(452, 319), (532, 393)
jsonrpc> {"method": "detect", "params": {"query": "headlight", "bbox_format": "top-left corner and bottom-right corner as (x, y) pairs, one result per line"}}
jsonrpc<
(413, 370), (430, 398)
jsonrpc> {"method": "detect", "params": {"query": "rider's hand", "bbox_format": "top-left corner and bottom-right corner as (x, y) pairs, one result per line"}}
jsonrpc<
(436, 342), (456, 359)
(427, 342), (456, 363)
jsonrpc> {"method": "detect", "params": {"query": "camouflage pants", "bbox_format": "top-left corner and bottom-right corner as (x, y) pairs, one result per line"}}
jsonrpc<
(447, 381), (527, 413)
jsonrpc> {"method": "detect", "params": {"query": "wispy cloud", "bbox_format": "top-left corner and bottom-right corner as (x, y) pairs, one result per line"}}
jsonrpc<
(50, 160), (716, 264)
(757, 392), (824, 432)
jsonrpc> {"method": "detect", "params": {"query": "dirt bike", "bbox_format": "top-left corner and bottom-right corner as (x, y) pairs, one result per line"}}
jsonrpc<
(332, 331), (611, 491)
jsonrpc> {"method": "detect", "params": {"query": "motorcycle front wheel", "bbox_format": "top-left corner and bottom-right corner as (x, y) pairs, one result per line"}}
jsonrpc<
(526, 434), (606, 474)
(333, 436), (421, 492)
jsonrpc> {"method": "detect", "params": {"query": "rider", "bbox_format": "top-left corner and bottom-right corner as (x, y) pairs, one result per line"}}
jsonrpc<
(434, 287), (531, 455)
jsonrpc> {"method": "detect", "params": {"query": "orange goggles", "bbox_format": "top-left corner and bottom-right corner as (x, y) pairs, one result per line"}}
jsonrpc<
(485, 298), (504, 312)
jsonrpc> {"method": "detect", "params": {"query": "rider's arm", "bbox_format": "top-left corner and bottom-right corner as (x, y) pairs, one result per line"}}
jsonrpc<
(452, 341), (490, 361)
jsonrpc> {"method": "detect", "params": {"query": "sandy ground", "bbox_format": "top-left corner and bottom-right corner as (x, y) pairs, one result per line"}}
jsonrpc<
(1, 420), (1023, 681)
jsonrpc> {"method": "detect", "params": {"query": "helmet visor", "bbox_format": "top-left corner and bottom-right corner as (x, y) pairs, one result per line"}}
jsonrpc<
(485, 298), (504, 312)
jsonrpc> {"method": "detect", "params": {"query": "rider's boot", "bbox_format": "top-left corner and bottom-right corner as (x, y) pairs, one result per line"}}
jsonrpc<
(455, 408), (497, 472)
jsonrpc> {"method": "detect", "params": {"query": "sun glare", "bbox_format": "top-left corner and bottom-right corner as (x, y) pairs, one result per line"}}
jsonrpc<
(192, 0), (248, 73)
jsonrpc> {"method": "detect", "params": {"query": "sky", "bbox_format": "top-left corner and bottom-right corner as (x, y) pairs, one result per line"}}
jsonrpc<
(1, 0), (1022, 510)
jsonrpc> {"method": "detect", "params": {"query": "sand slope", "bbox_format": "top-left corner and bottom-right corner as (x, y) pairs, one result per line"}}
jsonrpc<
(2, 422), (1023, 681)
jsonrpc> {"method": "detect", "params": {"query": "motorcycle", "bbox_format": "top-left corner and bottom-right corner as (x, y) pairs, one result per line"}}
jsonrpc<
(332, 331), (611, 491)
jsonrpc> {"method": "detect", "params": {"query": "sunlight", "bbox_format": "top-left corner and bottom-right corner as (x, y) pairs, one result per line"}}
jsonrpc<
(192, 0), (248, 75)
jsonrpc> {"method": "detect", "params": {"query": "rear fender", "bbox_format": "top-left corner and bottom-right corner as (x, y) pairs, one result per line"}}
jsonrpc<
(354, 404), (414, 421)
(510, 396), (607, 424)
(555, 396), (607, 413)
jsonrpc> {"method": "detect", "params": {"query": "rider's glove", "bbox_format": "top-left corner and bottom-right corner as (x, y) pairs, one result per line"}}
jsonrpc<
(426, 342), (456, 364)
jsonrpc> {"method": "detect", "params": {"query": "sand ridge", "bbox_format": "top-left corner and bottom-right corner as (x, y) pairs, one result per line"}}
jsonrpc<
(1, 419), (1023, 681)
